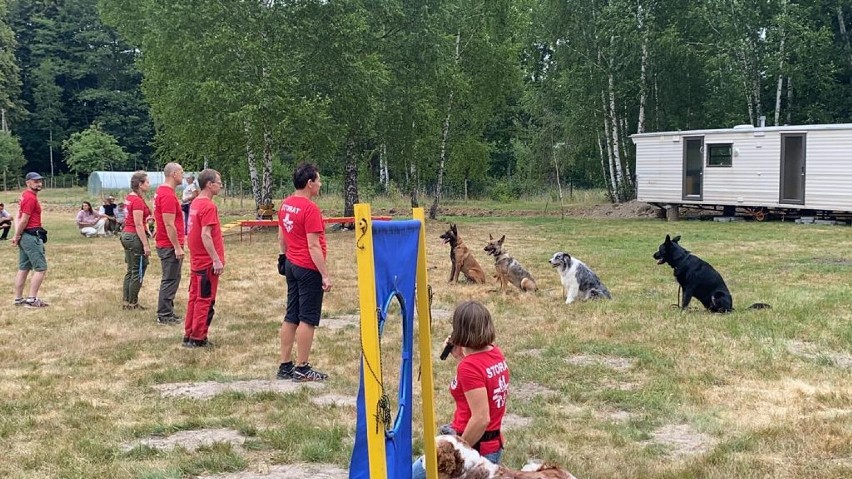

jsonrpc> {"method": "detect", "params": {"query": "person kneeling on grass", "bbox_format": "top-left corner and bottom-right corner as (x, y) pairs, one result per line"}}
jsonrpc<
(0, 202), (11, 240)
(76, 201), (107, 237)
(411, 300), (510, 479)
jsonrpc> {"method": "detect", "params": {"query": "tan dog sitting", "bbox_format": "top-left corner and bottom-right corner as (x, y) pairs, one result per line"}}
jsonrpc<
(440, 224), (487, 284)
(435, 435), (577, 479)
(484, 235), (537, 293)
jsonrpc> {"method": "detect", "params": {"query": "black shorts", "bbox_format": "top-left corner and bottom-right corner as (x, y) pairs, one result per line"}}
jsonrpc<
(284, 260), (324, 327)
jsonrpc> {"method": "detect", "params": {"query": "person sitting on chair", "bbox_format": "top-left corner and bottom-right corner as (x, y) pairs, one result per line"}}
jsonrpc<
(0, 203), (11, 240)
(76, 201), (107, 237)
(99, 196), (119, 236)
(115, 202), (127, 231)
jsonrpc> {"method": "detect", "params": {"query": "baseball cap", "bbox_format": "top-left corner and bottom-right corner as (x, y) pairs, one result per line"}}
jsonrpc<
(25, 172), (44, 181)
(107, 195), (115, 200)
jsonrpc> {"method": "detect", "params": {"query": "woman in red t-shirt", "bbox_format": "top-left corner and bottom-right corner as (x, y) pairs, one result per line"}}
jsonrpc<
(119, 171), (152, 309)
(412, 301), (510, 479)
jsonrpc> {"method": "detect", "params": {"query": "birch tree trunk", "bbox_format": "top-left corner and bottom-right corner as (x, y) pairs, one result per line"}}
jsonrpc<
(261, 131), (273, 206)
(653, 72), (660, 131)
(751, 37), (763, 124)
(379, 143), (388, 192)
(343, 136), (359, 217)
(636, 0), (649, 134)
(598, 133), (615, 202)
(774, 34), (785, 126)
(837, 5), (852, 68)
(430, 30), (461, 220)
(246, 141), (261, 210)
(774, 3), (786, 126)
(786, 76), (793, 124)
(601, 91), (619, 202)
(607, 60), (625, 201)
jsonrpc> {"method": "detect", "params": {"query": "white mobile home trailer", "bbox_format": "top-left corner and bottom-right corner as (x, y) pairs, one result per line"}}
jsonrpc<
(631, 123), (852, 217)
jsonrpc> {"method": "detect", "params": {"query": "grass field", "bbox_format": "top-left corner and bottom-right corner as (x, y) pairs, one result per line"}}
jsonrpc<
(1, 188), (851, 478)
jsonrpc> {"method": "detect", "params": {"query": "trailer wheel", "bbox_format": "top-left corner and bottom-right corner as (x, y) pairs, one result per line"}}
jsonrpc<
(747, 207), (767, 221)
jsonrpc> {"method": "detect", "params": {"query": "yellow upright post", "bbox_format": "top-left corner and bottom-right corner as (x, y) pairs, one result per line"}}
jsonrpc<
(354, 203), (387, 479)
(412, 207), (438, 479)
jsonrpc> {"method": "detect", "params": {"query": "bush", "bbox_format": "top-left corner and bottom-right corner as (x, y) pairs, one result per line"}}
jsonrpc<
(485, 177), (531, 201)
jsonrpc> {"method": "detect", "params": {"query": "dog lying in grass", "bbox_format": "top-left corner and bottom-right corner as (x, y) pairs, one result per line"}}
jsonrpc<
(549, 252), (611, 303)
(484, 234), (537, 292)
(436, 435), (577, 479)
(440, 224), (487, 284)
(653, 234), (770, 312)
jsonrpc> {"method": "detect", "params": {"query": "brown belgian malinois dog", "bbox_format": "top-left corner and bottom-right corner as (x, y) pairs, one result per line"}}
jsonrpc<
(439, 224), (487, 284)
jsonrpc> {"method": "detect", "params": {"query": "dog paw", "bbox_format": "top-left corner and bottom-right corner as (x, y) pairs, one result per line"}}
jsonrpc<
(669, 304), (681, 310)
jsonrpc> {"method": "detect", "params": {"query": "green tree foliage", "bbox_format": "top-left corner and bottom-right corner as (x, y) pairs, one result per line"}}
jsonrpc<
(0, 132), (25, 175)
(8, 0), (852, 203)
(8, 0), (153, 172)
(0, 0), (21, 116)
(61, 123), (129, 176)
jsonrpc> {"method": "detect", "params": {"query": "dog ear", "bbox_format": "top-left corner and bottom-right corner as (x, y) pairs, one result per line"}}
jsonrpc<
(436, 440), (465, 478)
(665, 234), (671, 243)
(451, 223), (457, 233)
(498, 235), (505, 244)
(672, 235), (681, 243)
(489, 233), (493, 240)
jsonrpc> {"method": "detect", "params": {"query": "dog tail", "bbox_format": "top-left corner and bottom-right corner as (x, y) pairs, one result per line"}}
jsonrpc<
(747, 303), (771, 310)
(589, 289), (612, 300)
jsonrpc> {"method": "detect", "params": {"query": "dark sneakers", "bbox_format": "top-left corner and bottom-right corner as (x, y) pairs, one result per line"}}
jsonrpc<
(292, 363), (328, 382)
(182, 338), (213, 348)
(157, 314), (180, 325)
(276, 362), (295, 380)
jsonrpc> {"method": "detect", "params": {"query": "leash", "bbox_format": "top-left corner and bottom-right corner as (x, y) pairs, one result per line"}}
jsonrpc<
(360, 307), (392, 435)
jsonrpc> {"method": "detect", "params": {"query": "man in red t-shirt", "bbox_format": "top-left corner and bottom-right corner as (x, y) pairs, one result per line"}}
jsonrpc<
(275, 163), (331, 382)
(11, 172), (49, 308)
(154, 162), (186, 325)
(182, 168), (225, 348)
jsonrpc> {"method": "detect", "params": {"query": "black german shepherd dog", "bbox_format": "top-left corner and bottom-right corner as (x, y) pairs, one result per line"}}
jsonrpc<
(653, 234), (770, 313)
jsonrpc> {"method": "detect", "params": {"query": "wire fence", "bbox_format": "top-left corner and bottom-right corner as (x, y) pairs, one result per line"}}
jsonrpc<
(0, 174), (80, 191)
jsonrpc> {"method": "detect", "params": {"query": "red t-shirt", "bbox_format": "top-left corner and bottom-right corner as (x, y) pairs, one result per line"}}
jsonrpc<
(449, 346), (509, 455)
(187, 197), (224, 270)
(279, 195), (326, 271)
(123, 193), (151, 234)
(18, 189), (42, 229)
(154, 185), (185, 248)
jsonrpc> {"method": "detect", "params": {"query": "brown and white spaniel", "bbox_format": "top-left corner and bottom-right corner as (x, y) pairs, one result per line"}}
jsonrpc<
(435, 435), (578, 479)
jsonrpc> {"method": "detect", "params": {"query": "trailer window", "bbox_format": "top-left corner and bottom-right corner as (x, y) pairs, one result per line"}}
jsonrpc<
(707, 144), (733, 167)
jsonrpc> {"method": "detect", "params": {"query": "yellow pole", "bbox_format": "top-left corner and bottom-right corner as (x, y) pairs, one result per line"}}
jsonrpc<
(354, 203), (387, 479)
(412, 208), (438, 479)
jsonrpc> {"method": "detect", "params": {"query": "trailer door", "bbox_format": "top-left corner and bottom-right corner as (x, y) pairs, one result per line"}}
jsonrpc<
(780, 134), (806, 204)
(682, 137), (704, 200)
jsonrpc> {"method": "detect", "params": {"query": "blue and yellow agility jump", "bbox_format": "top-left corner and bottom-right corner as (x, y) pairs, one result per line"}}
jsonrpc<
(348, 205), (438, 479)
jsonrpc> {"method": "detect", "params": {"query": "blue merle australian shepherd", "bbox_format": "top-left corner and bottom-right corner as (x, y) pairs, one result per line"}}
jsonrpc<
(549, 252), (612, 304)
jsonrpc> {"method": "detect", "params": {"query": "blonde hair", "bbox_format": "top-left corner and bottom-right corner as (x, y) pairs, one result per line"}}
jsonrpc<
(449, 301), (495, 349)
(130, 171), (148, 194)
